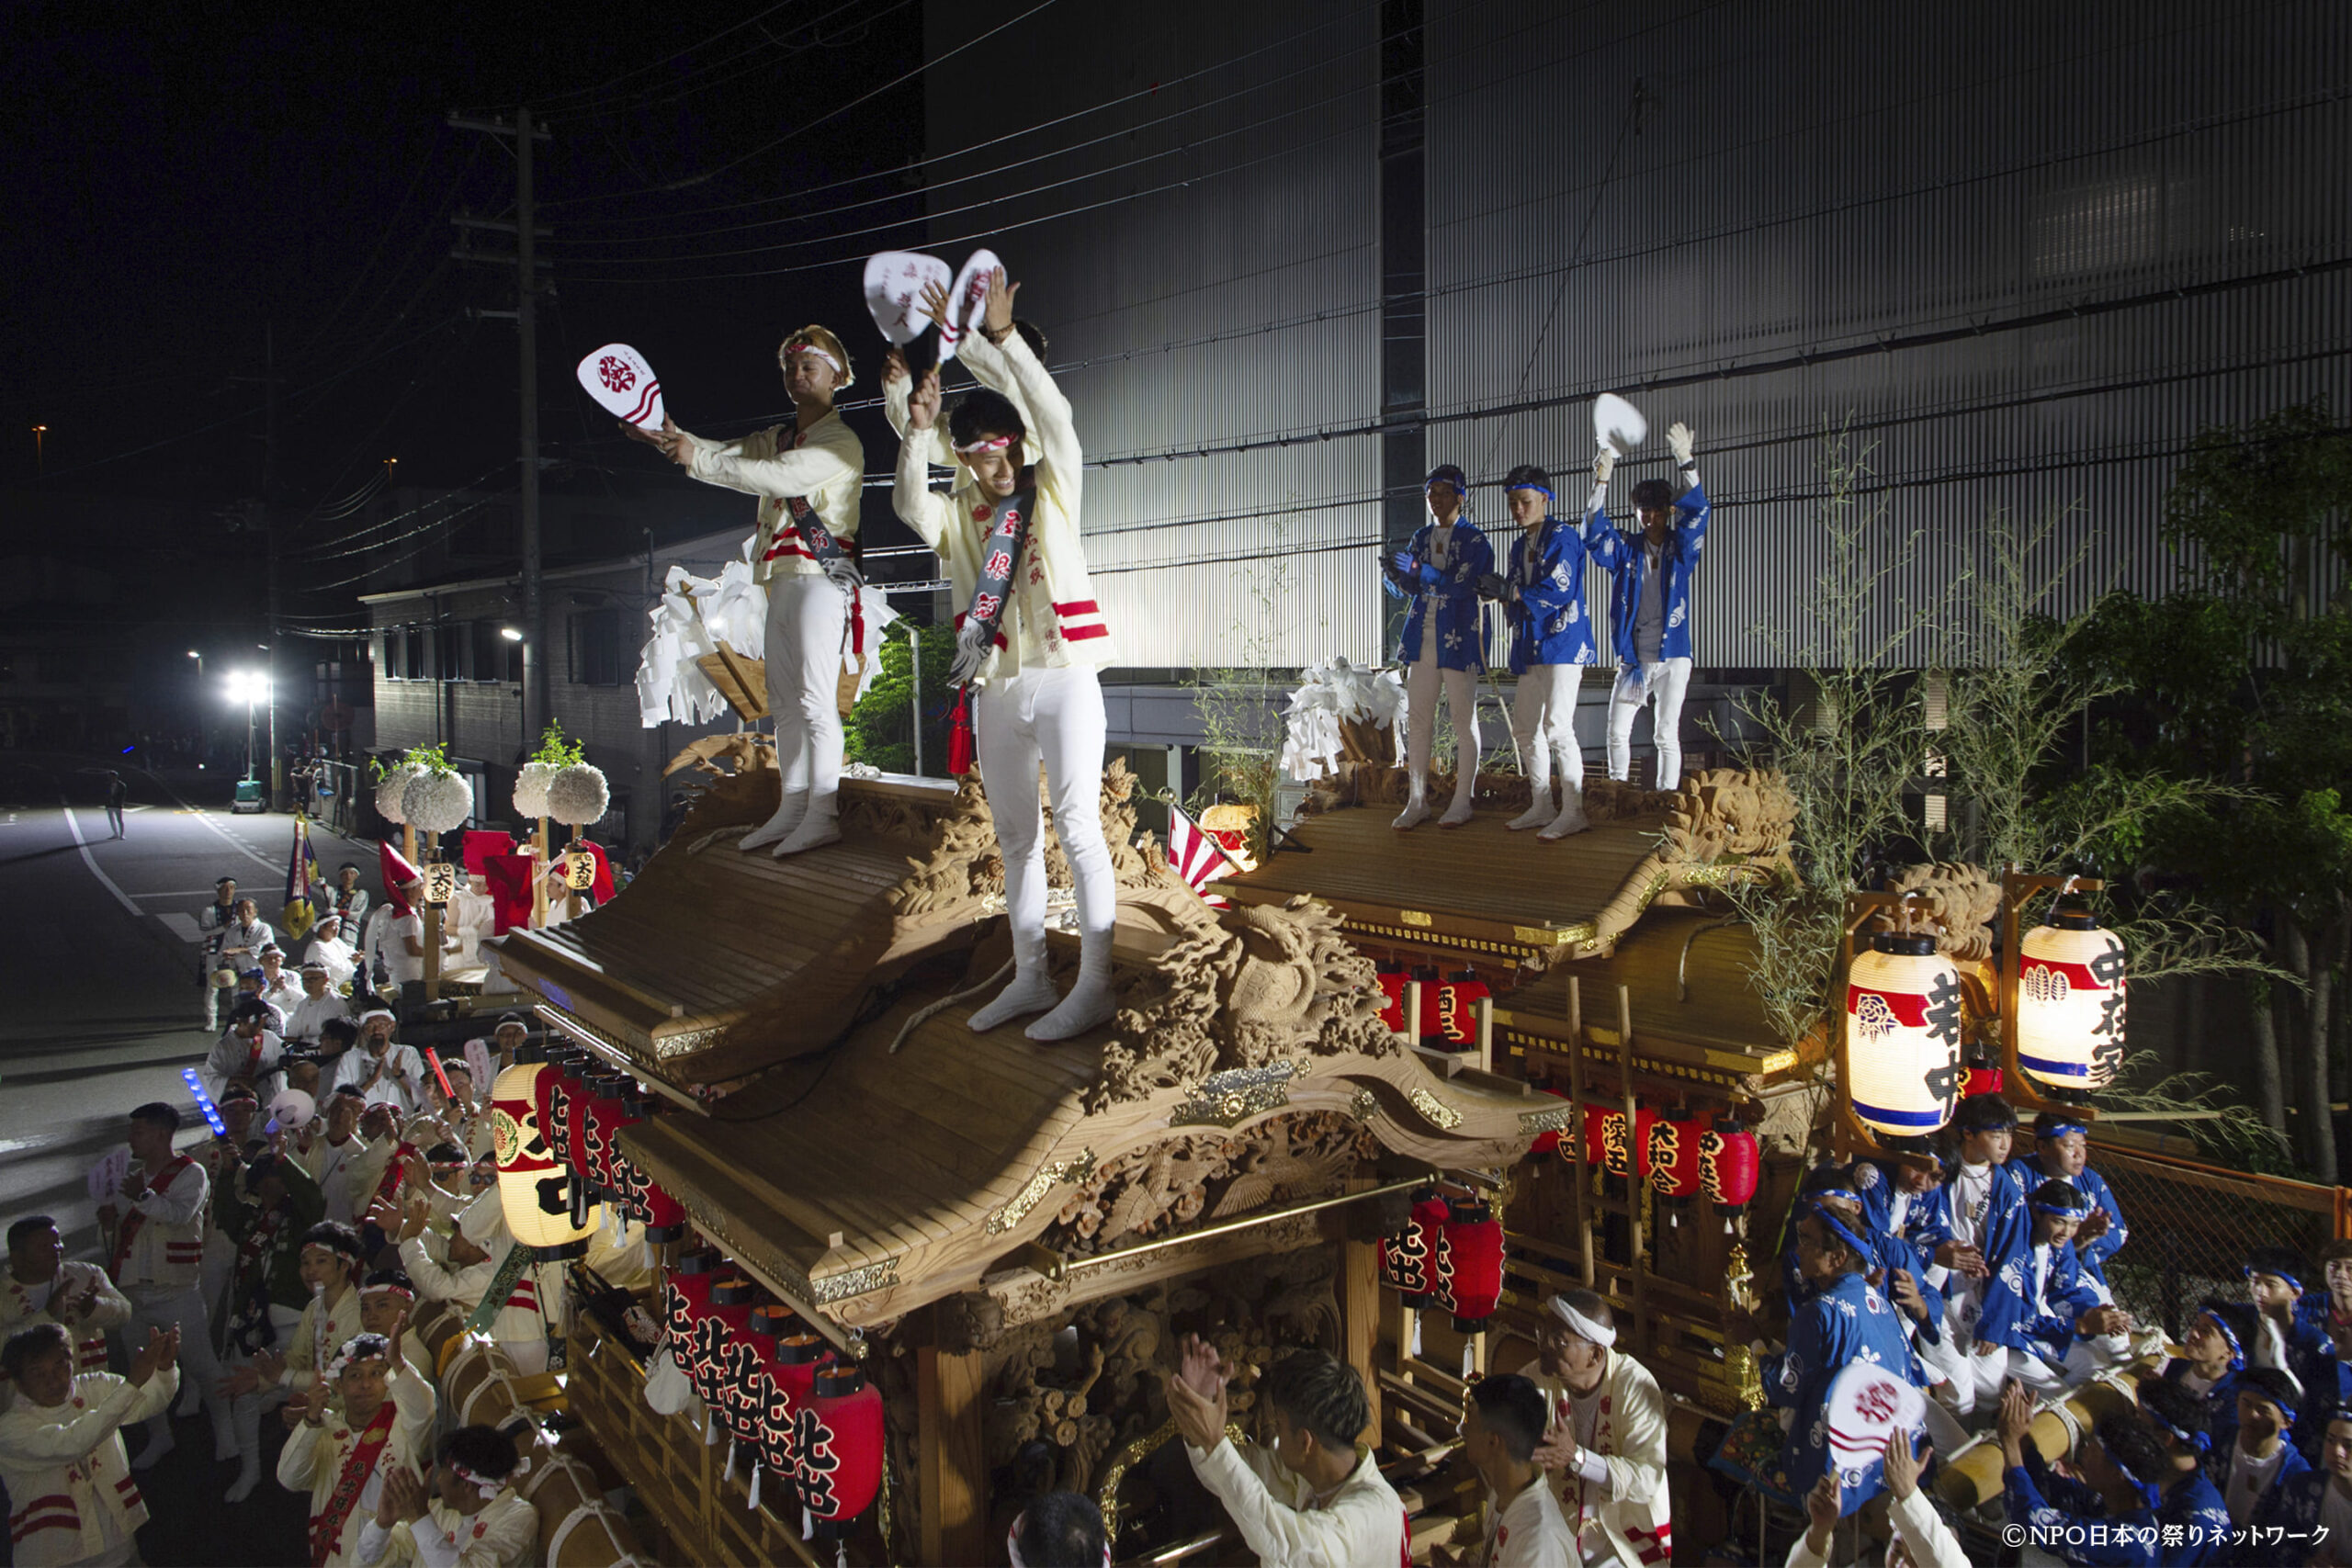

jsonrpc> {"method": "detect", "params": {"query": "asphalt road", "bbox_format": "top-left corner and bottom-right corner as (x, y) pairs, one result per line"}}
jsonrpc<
(0, 755), (376, 1567)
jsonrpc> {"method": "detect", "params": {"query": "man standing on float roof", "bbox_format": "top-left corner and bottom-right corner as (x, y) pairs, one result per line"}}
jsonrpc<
(1489, 457), (1611, 840)
(1384, 465), (1494, 830)
(1589, 421), (1708, 791)
(896, 267), (1119, 1043)
(626, 324), (865, 856)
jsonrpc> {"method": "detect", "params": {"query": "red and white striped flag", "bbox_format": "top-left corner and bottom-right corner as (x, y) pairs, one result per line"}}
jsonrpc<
(1166, 804), (1241, 905)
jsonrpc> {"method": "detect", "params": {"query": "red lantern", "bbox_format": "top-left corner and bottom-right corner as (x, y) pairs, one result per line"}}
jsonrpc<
(797, 1358), (885, 1538)
(687, 1275), (758, 1417)
(662, 1250), (721, 1390)
(1436, 969), (1487, 1049)
(608, 1090), (687, 1243)
(1434, 1196), (1504, 1334)
(757, 1327), (826, 1515)
(1379, 1190), (1449, 1308)
(1586, 1105), (1656, 1179)
(1699, 1120), (1761, 1212)
(711, 1290), (773, 1454)
(1646, 1113), (1703, 1200)
(544, 1055), (590, 1186)
(580, 1073), (634, 1201)
(1375, 964), (1407, 1034)
(1576, 1104), (1611, 1167)
(1963, 1064), (2004, 1098)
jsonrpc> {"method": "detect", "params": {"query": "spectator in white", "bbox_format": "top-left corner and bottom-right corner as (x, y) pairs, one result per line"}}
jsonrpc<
(1455, 1372), (1575, 1567)
(2, 1215), (131, 1382)
(356, 1424), (536, 1568)
(1521, 1290), (1670, 1565)
(1787, 1429), (1965, 1568)
(256, 945), (302, 1015)
(96, 1101), (232, 1469)
(198, 878), (241, 1029)
(329, 863), (370, 929)
(0, 1322), (181, 1568)
(204, 1003), (286, 1101)
(1165, 1337), (1405, 1568)
(488, 1015), (529, 1073)
(285, 962), (353, 1047)
(396, 1194), (548, 1375)
(276, 1332), (436, 1568)
(298, 1089), (380, 1228)
(341, 1010), (424, 1115)
(306, 915), (357, 989)
(214, 898), (275, 987)
(389, 882), (456, 990)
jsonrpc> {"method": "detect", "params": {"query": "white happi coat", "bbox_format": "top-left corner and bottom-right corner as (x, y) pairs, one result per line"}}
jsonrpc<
(0, 1368), (177, 1567)
(1185, 1438), (1408, 1568)
(1521, 1352), (1672, 1566)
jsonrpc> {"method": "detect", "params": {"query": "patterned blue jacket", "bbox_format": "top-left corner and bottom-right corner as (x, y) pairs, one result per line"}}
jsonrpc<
(1762, 1269), (1921, 1502)
(1502, 507), (1607, 672)
(1589, 480), (1710, 665)
(1910, 1160), (2035, 1351)
(1385, 519), (1494, 672)
(2005, 1443), (2235, 1565)
(2014, 1153), (2130, 1285)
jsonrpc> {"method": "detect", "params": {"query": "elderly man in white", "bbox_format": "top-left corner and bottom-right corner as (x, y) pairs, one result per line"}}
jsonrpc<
(1521, 1290), (1672, 1566)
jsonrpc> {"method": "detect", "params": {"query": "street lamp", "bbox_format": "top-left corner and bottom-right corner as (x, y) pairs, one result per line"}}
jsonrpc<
(30, 423), (47, 477)
(500, 626), (524, 641)
(225, 671), (270, 783)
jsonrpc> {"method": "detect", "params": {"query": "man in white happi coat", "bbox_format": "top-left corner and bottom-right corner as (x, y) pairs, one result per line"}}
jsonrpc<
(897, 268), (1120, 1042)
(1166, 1336), (1408, 1568)
(285, 961), (354, 1047)
(2, 1217), (130, 1385)
(1459, 1372), (1577, 1567)
(1522, 1290), (1672, 1566)
(338, 1010), (424, 1115)
(97, 1102), (232, 1469)
(304, 914), (358, 990)
(354, 1424), (536, 1568)
(276, 1332), (436, 1568)
(633, 323), (865, 857)
(0, 1323), (180, 1568)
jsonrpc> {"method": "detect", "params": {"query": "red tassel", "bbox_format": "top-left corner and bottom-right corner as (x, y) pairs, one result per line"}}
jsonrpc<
(947, 687), (978, 776)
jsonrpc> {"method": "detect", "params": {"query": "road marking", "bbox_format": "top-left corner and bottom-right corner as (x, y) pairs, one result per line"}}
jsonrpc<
(61, 806), (143, 917)
(159, 913), (205, 943)
(130, 890), (233, 899)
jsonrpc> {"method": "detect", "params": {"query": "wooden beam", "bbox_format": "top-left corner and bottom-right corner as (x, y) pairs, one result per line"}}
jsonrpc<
(918, 1340), (989, 1568)
(1341, 1237), (1384, 1446)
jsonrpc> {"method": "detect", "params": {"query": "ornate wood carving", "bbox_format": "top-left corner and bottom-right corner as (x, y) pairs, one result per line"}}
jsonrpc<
(1877, 862), (2005, 962)
(1043, 1111), (1376, 1257)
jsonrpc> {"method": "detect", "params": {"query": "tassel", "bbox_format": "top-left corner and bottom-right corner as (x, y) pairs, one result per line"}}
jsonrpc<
(946, 687), (977, 775)
(724, 1438), (738, 1482)
(802, 1506), (813, 1541)
(748, 1461), (762, 1512)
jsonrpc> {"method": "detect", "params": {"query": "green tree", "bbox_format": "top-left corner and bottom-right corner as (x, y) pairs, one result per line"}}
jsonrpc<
(844, 622), (957, 777)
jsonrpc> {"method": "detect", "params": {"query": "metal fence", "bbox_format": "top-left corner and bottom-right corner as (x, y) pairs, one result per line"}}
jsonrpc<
(2092, 1142), (2348, 1339)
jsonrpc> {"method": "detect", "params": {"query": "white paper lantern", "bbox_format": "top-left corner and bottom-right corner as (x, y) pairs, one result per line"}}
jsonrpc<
(514, 761), (556, 819)
(375, 761), (425, 824)
(403, 770), (474, 835)
(1846, 933), (1965, 1140)
(491, 1051), (595, 1258)
(2017, 910), (2128, 1092)
(547, 763), (609, 828)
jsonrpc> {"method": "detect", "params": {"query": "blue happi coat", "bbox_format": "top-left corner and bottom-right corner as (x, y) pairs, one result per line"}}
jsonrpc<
(2161, 1357), (2246, 1488)
(1588, 480), (1710, 664)
(2014, 1152), (2131, 1286)
(1762, 1269), (1920, 1500)
(2009, 1239), (2107, 1360)
(1385, 518), (1494, 671)
(2005, 1441), (2235, 1565)
(2256, 1463), (2342, 1542)
(1502, 507), (1606, 672)
(1909, 1160), (2035, 1351)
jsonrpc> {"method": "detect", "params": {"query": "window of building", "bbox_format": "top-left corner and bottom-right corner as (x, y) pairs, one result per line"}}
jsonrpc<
(469, 620), (520, 682)
(571, 608), (627, 686)
(405, 625), (428, 682)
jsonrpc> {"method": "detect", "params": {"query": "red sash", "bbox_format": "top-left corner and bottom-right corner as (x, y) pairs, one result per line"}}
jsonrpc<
(109, 1156), (195, 1283)
(309, 1401), (396, 1567)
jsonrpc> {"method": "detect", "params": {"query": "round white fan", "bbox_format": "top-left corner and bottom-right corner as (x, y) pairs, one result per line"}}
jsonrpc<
(936, 249), (1001, 363)
(576, 344), (664, 431)
(1592, 391), (1648, 452)
(863, 251), (953, 345)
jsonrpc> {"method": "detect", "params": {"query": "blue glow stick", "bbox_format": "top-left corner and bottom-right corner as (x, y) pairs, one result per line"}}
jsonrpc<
(180, 1067), (229, 1137)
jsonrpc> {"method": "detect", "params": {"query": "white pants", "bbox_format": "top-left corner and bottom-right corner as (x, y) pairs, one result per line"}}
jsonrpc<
(1606, 656), (1693, 789)
(228, 1302), (304, 1461)
(122, 1283), (230, 1436)
(764, 574), (849, 824)
(1509, 664), (1585, 802)
(976, 666), (1113, 973)
(1404, 619), (1478, 806)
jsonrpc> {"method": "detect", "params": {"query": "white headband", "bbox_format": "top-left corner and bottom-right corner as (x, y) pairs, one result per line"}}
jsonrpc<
(782, 341), (843, 375)
(954, 432), (1016, 456)
(1547, 1294), (1617, 1348)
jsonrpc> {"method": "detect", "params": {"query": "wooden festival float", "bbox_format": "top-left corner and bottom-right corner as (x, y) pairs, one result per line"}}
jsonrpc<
(465, 662), (1850, 1568)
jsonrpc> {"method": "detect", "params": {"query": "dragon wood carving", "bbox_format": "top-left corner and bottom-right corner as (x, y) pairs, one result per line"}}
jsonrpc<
(1043, 1110), (1378, 1256)
(1089, 896), (1403, 1113)
(1876, 862), (2005, 963)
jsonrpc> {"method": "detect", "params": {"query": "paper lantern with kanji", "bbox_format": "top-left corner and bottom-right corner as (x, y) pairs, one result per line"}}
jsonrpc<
(609, 1089), (687, 1244)
(687, 1274), (758, 1416)
(756, 1326), (827, 1514)
(1408, 966), (1443, 1044)
(1379, 1190), (1450, 1308)
(797, 1358), (885, 1538)
(1375, 964), (1407, 1034)
(2016, 908), (2128, 1094)
(1646, 1112), (1704, 1201)
(1845, 933), (1965, 1140)
(579, 1072), (635, 1201)
(1434, 1195), (1504, 1334)
(662, 1250), (721, 1382)
(1436, 970), (1488, 1049)
(710, 1286), (772, 1455)
(1599, 1106), (1657, 1179)
(490, 1046), (595, 1257)
(1699, 1120), (1760, 1213)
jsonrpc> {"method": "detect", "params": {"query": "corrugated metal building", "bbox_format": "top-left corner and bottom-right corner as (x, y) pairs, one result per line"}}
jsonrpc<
(917, 0), (2347, 686)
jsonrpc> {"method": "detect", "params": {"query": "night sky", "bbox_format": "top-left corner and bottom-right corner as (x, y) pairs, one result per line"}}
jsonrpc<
(1, 2), (928, 514)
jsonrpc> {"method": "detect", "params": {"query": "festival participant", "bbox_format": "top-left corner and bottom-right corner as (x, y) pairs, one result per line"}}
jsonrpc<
(340, 1011), (424, 1117)
(216, 1151), (323, 1502)
(883, 325), (1043, 471)
(896, 268), (1119, 1042)
(306, 915), (357, 990)
(1786, 1428), (1966, 1568)
(313, 1019), (362, 1104)
(286, 962), (353, 1048)
(1588, 423), (1708, 792)
(1999, 1381), (2233, 1566)
(97, 1102), (232, 1469)
(354, 1425), (536, 1568)
(300, 1089), (379, 1228)
(198, 878), (241, 1028)
(1519, 1290), (1670, 1562)
(2164, 1301), (2257, 1485)
(239, 1222), (368, 1413)
(2248, 1245), (2352, 1455)
(258, 946), (302, 1015)
(1487, 462), (1606, 840)
(631, 325), (864, 857)
(2259, 1403), (2352, 1558)
(1742, 1195), (1920, 1506)
(205, 1004), (286, 1101)
(1912, 1094), (2032, 1421)
(1164, 1338), (1405, 1568)
(395, 1198), (548, 1376)
(2223, 1368), (2310, 1528)
(1005, 1490), (1107, 1568)
(389, 881), (458, 991)
(275, 1333), (436, 1568)
(0, 1323), (180, 1568)
(2003, 1179), (2134, 1393)
(329, 864), (371, 930)
(1381, 465), (1493, 831)
(2015, 1112), (2129, 1288)
(1, 1217), (130, 1382)
(356, 1271), (425, 1389)
(193, 1085), (261, 1350)
(1777, 1168), (1947, 1404)
(1457, 1372), (1576, 1567)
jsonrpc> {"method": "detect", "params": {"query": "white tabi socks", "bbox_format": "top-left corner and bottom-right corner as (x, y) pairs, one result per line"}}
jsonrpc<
(967, 969), (1060, 1032)
(740, 791), (807, 852)
(1026, 929), (1116, 1043)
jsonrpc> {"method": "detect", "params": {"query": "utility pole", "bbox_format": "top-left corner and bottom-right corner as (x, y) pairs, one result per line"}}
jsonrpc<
(449, 107), (555, 740)
(232, 329), (285, 807)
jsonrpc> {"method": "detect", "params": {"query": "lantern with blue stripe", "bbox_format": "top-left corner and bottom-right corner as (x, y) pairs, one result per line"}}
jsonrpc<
(1845, 933), (1964, 1141)
(2017, 908), (2128, 1095)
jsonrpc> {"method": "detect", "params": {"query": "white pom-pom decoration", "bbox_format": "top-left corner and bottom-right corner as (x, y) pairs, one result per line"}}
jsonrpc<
(514, 761), (556, 819)
(546, 763), (610, 828)
(375, 762), (425, 824)
(403, 770), (475, 835)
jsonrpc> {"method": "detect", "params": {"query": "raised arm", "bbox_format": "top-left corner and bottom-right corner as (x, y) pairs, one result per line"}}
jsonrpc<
(892, 369), (956, 553)
(687, 423), (860, 503)
(955, 272), (1079, 488)
(1187, 1438), (1367, 1568)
